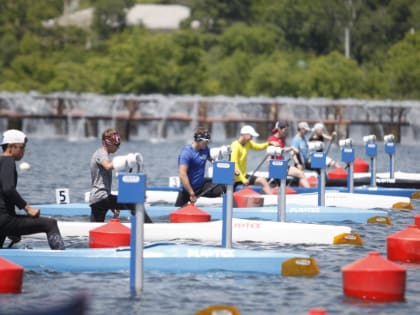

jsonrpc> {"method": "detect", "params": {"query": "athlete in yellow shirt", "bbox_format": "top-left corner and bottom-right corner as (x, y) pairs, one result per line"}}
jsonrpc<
(230, 125), (272, 194)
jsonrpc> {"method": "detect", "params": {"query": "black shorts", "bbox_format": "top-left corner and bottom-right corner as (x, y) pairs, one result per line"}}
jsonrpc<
(90, 194), (152, 223)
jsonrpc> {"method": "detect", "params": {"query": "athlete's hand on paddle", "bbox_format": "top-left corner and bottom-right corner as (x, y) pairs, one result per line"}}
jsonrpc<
(189, 192), (197, 204)
(127, 152), (144, 172)
(112, 155), (129, 172)
(113, 152), (144, 173)
(25, 205), (40, 217)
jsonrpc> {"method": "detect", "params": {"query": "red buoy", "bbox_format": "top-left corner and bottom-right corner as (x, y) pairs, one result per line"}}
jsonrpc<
(271, 186), (297, 195)
(170, 203), (211, 223)
(354, 158), (369, 173)
(414, 214), (420, 228)
(0, 258), (24, 294)
(307, 308), (327, 315)
(387, 225), (420, 263)
(342, 251), (406, 302)
(89, 218), (131, 248)
(327, 167), (347, 180)
(233, 186), (264, 208)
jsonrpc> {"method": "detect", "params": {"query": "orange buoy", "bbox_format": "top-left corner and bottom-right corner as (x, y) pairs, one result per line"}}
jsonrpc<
(170, 203), (211, 223)
(387, 225), (420, 263)
(307, 308), (327, 315)
(271, 186), (297, 195)
(354, 158), (369, 173)
(342, 251), (406, 302)
(89, 218), (131, 248)
(327, 167), (347, 180)
(233, 186), (264, 208)
(0, 258), (24, 294)
(306, 176), (318, 187)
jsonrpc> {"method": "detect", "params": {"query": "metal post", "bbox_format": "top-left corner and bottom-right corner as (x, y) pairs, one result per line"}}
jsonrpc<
(118, 170), (146, 298)
(318, 168), (326, 206)
(384, 134), (396, 179)
(222, 184), (234, 248)
(277, 178), (286, 222)
(389, 154), (395, 179)
(340, 139), (355, 193)
(309, 150), (326, 207)
(348, 162), (354, 193)
(212, 156), (235, 249)
(370, 157), (377, 187)
(130, 203), (145, 297)
(364, 135), (377, 187)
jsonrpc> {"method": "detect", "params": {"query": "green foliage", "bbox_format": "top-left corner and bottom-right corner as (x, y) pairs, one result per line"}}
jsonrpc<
(303, 51), (364, 98)
(383, 32), (420, 98)
(246, 52), (309, 97)
(92, 0), (134, 40)
(0, 0), (419, 99)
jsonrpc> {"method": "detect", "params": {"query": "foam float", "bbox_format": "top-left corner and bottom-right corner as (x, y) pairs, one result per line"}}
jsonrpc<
(342, 251), (406, 302)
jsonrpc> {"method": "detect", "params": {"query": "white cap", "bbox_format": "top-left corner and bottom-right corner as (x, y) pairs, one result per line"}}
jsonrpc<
(240, 125), (259, 137)
(313, 123), (324, 131)
(0, 129), (27, 145)
(297, 122), (310, 131)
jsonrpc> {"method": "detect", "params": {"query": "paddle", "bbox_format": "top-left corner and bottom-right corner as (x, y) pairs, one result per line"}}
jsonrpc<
(324, 131), (336, 156)
(7, 235), (21, 248)
(249, 153), (270, 178)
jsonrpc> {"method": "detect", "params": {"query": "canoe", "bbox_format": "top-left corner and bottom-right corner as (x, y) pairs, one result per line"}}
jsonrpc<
(41, 219), (356, 245)
(34, 202), (390, 224)
(252, 171), (420, 196)
(327, 171), (420, 189)
(254, 170), (420, 189)
(291, 186), (420, 199)
(144, 190), (412, 209)
(0, 242), (317, 275)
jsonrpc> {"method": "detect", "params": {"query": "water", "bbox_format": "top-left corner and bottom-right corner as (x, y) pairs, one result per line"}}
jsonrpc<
(1, 138), (420, 315)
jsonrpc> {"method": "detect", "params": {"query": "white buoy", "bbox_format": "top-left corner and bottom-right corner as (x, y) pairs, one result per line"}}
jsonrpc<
(19, 162), (31, 171)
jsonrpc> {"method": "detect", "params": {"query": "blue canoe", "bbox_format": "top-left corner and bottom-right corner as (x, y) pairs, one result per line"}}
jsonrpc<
(34, 203), (389, 224)
(0, 242), (317, 275)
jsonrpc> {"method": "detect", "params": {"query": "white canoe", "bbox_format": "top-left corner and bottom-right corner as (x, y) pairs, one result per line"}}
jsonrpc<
(145, 190), (411, 209)
(41, 218), (357, 245)
(33, 202), (389, 224)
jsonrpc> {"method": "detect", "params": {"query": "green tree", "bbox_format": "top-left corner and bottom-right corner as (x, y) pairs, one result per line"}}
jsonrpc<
(302, 51), (364, 98)
(92, 0), (134, 40)
(383, 32), (420, 99)
(219, 23), (277, 57)
(246, 52), (309, 97)
(186, 0), (252, 33)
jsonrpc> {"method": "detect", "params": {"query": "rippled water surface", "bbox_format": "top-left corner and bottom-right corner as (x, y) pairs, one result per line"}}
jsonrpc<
(0, 139), (420, 315)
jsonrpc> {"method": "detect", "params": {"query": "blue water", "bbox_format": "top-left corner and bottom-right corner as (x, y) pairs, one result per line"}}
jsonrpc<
(1, 138), (420, 314)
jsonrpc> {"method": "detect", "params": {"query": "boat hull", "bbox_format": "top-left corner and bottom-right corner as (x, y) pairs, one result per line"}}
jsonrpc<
(44, 218), (352, 245)
(0, 243), (313, 275)
(34, 203), (388, 224)
(145, 190), (412, 207)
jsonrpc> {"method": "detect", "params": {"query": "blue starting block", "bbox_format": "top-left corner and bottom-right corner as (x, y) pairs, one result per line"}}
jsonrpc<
(117, 173), (146, 203)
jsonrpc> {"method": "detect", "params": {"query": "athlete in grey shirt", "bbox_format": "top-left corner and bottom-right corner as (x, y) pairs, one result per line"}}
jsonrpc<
(89, 128), (152, 223)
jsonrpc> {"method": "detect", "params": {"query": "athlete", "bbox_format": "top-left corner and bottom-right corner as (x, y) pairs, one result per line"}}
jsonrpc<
(89, 128), (153, 222)
(175, 127), (226, 207)
(0, 129), (65, 250)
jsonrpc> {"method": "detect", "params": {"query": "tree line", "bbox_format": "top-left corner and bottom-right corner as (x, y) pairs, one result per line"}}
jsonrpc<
(0, 0), (419, 99)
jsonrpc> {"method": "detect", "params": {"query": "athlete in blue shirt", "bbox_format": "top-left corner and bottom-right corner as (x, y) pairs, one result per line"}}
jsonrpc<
(175, 127), (226, 207)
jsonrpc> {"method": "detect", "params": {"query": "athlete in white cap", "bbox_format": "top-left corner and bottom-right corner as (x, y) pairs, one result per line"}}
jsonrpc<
(230, 125), (272, 194)
(0, 129), (65, 249)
